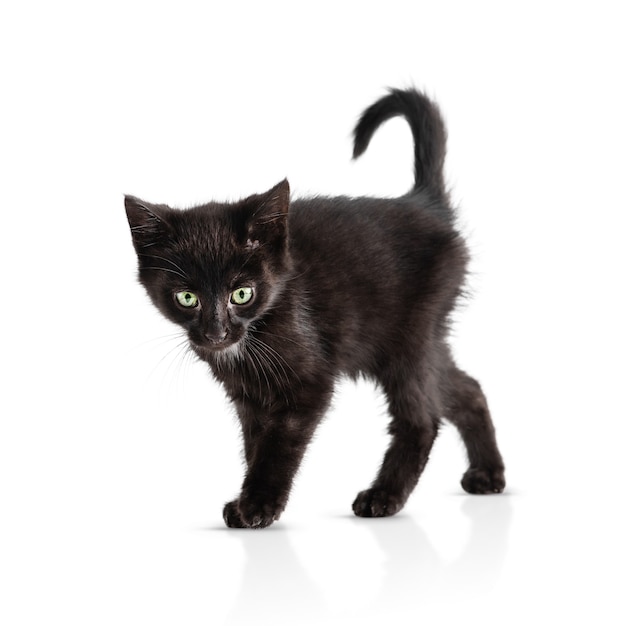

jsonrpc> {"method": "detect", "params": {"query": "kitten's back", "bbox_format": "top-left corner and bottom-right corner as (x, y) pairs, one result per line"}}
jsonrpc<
(286, 193), (467, 374)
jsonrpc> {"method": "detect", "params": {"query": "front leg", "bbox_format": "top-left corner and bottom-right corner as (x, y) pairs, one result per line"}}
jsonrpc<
(223, 402), (325, 529)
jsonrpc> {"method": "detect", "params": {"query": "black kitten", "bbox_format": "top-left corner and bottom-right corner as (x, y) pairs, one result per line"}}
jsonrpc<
(125, 88), (505, 529)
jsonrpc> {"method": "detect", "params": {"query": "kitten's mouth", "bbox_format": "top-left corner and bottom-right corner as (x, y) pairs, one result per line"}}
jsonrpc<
(191, 331), (241, 353)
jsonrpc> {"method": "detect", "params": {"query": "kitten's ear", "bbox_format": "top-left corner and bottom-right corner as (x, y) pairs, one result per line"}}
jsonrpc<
(247, 179), (290, 243)
(124, 195), (171, 249)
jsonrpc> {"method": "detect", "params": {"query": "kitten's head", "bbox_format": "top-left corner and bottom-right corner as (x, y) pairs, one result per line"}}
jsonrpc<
(125, 179), (291, 357)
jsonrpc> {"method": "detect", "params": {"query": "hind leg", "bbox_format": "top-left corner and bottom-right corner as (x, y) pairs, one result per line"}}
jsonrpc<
(446, 367), (505, 494)
(353, 377), (439, 517)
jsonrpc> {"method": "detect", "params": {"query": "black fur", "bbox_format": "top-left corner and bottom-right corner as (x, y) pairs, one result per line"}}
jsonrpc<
(125, 88), (505, 528)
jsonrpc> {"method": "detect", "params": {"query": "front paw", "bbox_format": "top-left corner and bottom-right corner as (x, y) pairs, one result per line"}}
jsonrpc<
(222, 495), (283, 529)
(223, 500), (247, 528)
(352, 488), (404, 518)
(461, 467), (506, 494)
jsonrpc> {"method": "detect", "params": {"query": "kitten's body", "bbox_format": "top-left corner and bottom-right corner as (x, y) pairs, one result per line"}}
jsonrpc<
(126, 89), (505, 528)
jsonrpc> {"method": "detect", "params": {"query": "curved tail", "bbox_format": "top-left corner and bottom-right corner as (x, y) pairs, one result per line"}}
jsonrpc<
(352, 88), (448, 198)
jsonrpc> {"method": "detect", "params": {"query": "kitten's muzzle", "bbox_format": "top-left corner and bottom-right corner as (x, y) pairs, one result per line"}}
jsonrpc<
(203, 328), (229, 345)
(193, 327), (244, 353)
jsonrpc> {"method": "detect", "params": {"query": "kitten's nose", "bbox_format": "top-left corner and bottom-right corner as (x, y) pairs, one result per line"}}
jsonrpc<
(204, 328), (228, 344)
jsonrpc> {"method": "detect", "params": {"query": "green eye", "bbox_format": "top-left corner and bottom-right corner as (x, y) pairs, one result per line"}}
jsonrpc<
(231, 287), (253, 305)
(175, 291), (199, 308)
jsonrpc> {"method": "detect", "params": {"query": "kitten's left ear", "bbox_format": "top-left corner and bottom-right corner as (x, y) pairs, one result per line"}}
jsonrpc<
(124, 195), (171, 250)
(247, 179), (290, 242)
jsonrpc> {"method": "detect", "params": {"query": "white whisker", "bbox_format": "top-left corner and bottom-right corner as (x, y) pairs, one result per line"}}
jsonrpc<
(142, 266), (188, 280)
(151, 336), (190, 382)
(249, 336), (299, 386)
(138, 254), (189, 277)
(245, 340), (273, 399)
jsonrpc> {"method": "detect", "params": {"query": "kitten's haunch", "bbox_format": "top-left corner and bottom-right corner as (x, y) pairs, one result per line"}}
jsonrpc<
(125, 88), (505, 529)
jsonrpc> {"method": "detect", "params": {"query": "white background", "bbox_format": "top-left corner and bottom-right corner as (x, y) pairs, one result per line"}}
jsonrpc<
(1, 1), (625, 624)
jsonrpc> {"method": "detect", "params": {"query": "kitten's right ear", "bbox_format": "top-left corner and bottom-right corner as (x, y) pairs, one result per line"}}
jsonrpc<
(124, 195), (170, 249)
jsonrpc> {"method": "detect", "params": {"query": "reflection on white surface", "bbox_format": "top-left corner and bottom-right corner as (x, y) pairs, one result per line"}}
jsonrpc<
(223, 495), (513, 624)
(364, 496), (513, 608)
(225, 528), (326, 624)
